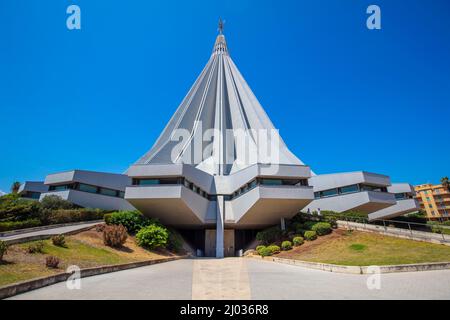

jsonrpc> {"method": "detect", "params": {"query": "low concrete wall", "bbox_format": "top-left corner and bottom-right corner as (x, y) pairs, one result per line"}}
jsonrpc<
(337, 220), (450, 246)
(0, 256), (186, 300)
(0, 220), (103, 237)
(3, 223), (103, 245)
(247, 256), (450, 274)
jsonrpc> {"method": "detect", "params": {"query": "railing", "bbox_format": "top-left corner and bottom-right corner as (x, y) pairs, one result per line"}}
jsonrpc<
(331, 215), (450, 240)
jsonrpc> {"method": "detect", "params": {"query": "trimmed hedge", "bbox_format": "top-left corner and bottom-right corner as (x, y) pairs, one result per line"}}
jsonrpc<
(258, 247), (272, 257)
(0, 219), (41, 232)
(267, 245), (281, 255)
(311, 222), (332, 236)
(304, 230), (317, 241)
(293, 236), (304, 246)
(281, 241), (292, 251)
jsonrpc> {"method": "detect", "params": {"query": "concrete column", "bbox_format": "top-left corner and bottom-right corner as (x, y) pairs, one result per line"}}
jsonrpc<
(280, 217), (286, 231)
(216, 195), (224, 258)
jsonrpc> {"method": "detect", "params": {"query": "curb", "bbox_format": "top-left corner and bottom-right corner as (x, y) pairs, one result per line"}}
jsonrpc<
(246, 255), (450, 274)
(0, 255), (187, 300)
(0, 220), (104, 237)
(2, 223), (104, 245)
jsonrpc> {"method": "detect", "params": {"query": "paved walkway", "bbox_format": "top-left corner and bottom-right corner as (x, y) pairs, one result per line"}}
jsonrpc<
(8, 258), (450, 300)
(0, 221), (101, 242)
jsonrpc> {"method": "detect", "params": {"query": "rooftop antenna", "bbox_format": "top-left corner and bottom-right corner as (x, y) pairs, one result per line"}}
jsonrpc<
(218, 18), (225, 34)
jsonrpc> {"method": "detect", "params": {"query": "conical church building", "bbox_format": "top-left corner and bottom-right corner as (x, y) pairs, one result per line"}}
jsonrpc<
(25, 24), (419, 258)
(125, 28), (315, 257)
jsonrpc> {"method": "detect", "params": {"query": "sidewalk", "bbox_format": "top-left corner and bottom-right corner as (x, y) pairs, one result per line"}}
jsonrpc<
(0, 221), (102, 244)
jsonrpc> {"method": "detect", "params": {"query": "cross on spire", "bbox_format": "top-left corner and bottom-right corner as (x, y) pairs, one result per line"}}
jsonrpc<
(218, 18), (225, 34)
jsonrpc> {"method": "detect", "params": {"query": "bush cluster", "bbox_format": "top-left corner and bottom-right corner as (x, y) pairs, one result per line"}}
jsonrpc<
(103, 225), (128, 248)
(0, 194), (109, 232)
(27, 241), (45, 254)
(107, 211), (159, 234)
(51, 234), (66, 247)
(45, 256), (60, 268)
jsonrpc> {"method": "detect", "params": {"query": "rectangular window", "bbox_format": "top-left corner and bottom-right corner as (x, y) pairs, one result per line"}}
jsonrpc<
(395, 193), (406, 200)
(78, 183), (98, 194)
(99, 188), (117, 197)
(314, 192), (321, 199)
(138, 179), (160, 185)
(248, 180), (257, 189)
(49, 184), (71, 191)
(339, 184), (359, 194)
(260, 179), (283, 186)
(321, 188), (338, 197)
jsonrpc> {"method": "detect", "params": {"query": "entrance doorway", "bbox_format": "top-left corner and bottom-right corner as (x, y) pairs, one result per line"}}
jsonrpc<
(204, 229), (235, 257)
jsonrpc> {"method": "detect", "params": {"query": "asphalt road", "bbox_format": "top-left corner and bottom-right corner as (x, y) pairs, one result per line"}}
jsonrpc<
(8, 258), (450, 300)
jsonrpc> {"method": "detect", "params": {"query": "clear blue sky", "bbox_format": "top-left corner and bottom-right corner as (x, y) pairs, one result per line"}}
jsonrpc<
(1, 0), (449, 193)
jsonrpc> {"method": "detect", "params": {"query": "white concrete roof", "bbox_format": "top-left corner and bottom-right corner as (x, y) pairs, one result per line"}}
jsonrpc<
(130, 32), (303, 176)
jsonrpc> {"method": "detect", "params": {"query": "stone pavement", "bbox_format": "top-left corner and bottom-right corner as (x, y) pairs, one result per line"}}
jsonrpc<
(8, 258), (450, 300)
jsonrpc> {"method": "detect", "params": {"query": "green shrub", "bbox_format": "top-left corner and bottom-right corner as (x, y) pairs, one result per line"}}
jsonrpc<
(0, 219), (41, 232)
(267, 245), (281, 254)
(136, 225), (169, 249)
(304, 230), (317, 241)
(51, 234), (66, 247)
(104, 213), (113, 225)
(46, 208), (105, 225)
(303, 221), (317, 230)
(45, 256), (60, 268)
(311, 222), (332, 236)
(103, 225), (128, 248)
(27, 241), (45, 254)
(40, 195), (75, 210)
(258, 247), (272, 257)
(108, 211), (157, 234)
(0, 240), (8, 261)
(256, 245), (266, 252)
(256, 245), (266, 255)
(256, 226), (282, 245)
(0, 193), (41, 222)
(293, 236), (304, 246)
(281, 241), (292, 251)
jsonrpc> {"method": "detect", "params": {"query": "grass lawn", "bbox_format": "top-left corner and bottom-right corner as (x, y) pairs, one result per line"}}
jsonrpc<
(0, 229), (177, 287)
(277, 229), (450, 266)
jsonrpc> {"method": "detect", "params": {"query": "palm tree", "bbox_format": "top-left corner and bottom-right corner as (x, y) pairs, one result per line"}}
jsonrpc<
(10, 181), (21, 194)
(441, 177), (450, 192)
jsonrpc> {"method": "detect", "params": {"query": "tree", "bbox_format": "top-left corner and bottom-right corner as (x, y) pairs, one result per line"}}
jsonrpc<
(10, 182), (21, 194)
(441, 177), (450, 192)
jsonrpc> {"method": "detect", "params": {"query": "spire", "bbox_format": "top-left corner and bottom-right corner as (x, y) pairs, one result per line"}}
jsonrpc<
(218, 18), (224, 34)
(213, 18), (228, 55)
(131, 23), (304, 175)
